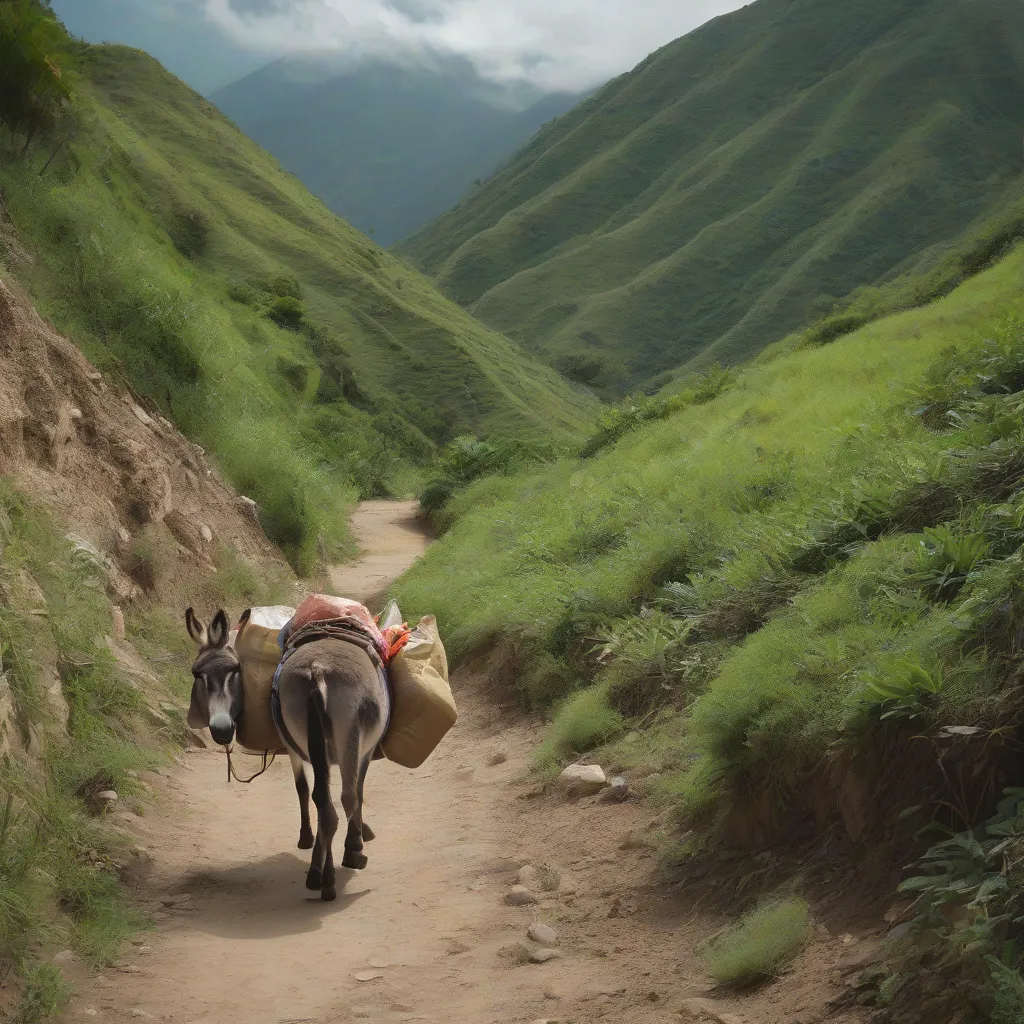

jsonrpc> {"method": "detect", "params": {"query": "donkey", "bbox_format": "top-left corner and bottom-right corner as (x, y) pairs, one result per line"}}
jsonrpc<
(185, 608), (387, 901)
(185, 608), (317, 851)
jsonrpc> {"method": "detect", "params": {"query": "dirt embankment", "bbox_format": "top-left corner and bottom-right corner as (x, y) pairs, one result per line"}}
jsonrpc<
(0, 276), (285, 603)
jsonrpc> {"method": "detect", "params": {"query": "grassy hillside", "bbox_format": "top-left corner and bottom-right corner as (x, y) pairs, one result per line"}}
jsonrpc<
(395, 235), (1024, 1007)
(0, 38), (594, 571)
(212, 56), (581, 247)
(397, 0), (1024, 389)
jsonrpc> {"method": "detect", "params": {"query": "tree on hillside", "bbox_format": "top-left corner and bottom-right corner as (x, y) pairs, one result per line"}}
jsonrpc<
(0, 0), (73, 152)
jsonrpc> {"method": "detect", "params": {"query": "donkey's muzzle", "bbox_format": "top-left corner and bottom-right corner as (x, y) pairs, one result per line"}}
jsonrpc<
(209, 714), (236, 746)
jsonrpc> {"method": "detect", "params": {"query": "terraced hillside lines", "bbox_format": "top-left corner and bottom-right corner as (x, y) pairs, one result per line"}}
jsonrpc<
(397, 0), (1024, 386)
(211, 57), (581, 247)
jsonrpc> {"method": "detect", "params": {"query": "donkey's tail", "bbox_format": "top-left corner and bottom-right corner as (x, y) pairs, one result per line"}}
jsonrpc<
(309, 663), (361, 824)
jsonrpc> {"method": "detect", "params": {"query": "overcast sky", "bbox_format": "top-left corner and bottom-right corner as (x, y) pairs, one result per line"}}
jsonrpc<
(205, 0), (746, 91)
(54, 0), (748, 94)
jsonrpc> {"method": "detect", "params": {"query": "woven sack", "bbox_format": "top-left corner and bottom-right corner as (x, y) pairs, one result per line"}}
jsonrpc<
(233, 606), (292, 754)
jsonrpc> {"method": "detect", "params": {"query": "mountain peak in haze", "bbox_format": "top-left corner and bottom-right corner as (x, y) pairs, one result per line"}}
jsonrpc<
(210, 55), (583, 246)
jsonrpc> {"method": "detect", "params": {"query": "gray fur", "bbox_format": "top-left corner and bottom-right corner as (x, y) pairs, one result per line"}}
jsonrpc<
(274, 638), (388, 901)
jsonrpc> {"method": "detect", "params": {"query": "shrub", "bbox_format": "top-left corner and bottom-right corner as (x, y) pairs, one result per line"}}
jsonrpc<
(270, 276), (302, 300)
(275, 352), (311, 394)
(0, 0), (73, 149)
(167, 209), (209, 261)
(702, 898), (812, 987)
(533, 681), (624, 767)
(855, 655), (944, 724)
(267, 295), (305, 330)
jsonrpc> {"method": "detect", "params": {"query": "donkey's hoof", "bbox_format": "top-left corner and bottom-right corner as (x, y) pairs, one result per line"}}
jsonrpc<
(343, 850), (368, 871)
(297, 831), (315, 851)
(321, 884), (337, 902)
(305, 868), (322, 891)
(361, 822), (375, 842)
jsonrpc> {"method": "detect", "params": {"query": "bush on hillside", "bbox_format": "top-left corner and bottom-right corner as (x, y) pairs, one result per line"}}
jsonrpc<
(702, 899), (812, 987)
(267, 295), (305, 330)
(553, 349), (627, 393)
(0, 0), (73, 150)
(167, 208), (210, 261)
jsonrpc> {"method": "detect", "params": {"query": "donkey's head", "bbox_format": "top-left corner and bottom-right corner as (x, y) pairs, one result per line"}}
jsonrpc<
(186, 608), (243, 746)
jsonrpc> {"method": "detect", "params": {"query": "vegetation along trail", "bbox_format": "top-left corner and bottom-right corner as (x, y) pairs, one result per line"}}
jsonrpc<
(55, 503), (874, 1024)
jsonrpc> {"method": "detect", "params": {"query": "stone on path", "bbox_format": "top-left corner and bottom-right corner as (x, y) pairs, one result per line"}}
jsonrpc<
(354, 971), (384, 982)
(558, 764), (607, 797)
(598, 776), (629, 803)
(527, 922), (558, 945)
(517, 865), (538, 888)
(96, 790), (118, 809)
(504, 886), (538, 907)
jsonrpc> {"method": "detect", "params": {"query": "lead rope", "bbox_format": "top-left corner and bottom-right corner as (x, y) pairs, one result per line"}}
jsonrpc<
(224, 745), (276, 784)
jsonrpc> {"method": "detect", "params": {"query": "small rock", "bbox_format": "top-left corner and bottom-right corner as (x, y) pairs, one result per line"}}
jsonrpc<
(199, 524), (213, 544)
(135, 945), (152, 955)
(887, 923), (914, 942)
(518, 865), (538, 888)
(97, 790), (118, 809)
(118, 527), (131, 545)
(111, 607), (125, 642)
(69, 407), (83, 421)
(558, 764), (607, 797)
(130, 1010), (155, 1020)
(131, 405), (154, 428)
(354, 971), (384, 983)
(598, 777), (629, 803)
(504, 886), (539, 907)
(238, 496), (258, 518)
(117, 965), (142, 974)
(53, 949), (75, 964)
(530, 948), (560, 964)
(488, 751), (508, 766)
(86, 370), (103, 382)
(528, 922), (558, 945)
(83, 1010), (98, 1018)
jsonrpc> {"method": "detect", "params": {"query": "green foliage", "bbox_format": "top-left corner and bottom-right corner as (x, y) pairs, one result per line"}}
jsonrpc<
(856, 656), (943, 723)
(533, 680), (624, 768)
(0, 43), (594, 569)
(0, 484), (162, 1003)
(399, 0), (1024, 386)
(581, 365), (733, 457)
(701, 898), (812, 987)
(267, 294), (305, 330)
(988, 959), (1024, 1024)
(394, 239), (1024, 824)
(0, 0), (74, 147)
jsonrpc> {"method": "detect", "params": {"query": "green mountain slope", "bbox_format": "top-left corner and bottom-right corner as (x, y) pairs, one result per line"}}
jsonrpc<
(0, 40), (594, 569)
(397, 0), (1024, 387)
(394, 229), (1024, 844)
(211, 56), (581, 247)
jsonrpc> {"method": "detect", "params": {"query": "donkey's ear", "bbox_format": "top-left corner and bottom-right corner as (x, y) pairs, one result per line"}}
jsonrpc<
(187, 675), (209, 729)
(236, 608), (252, 638)
(208, 610), (230, 649)
(185, 607), (207, 646)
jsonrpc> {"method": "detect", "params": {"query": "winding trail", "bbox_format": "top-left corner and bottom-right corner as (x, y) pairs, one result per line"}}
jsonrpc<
(59, 503), (865, 1024)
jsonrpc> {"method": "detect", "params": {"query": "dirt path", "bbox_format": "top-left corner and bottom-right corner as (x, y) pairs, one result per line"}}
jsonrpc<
(328, 500), (430, 608)
(61, 504), (870, 1024)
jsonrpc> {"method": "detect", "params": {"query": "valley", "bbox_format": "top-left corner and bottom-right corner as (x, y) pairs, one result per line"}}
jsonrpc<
(4, 0), (1024, 1020)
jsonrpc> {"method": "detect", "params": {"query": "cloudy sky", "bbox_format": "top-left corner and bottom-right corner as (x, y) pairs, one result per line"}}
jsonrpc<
(53, 0), (746, 94)
(205, 0), (745, 91)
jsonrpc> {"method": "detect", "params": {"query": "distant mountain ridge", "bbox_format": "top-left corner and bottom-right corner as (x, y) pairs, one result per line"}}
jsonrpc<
(211, 56), (583, 246)
(397, 0), (1024, 388)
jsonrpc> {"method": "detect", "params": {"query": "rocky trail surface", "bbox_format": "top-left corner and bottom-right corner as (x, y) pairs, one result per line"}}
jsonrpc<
(59, 504), (874, 1024)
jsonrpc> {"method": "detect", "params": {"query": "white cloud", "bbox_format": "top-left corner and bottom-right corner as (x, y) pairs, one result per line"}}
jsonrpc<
(201, 0), (743, 92)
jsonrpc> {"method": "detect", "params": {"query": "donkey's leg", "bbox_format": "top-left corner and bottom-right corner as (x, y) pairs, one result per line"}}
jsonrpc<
(343, 754), (372, 869)
(304, 694), (339, 900)
(289, 752), (314, 850)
